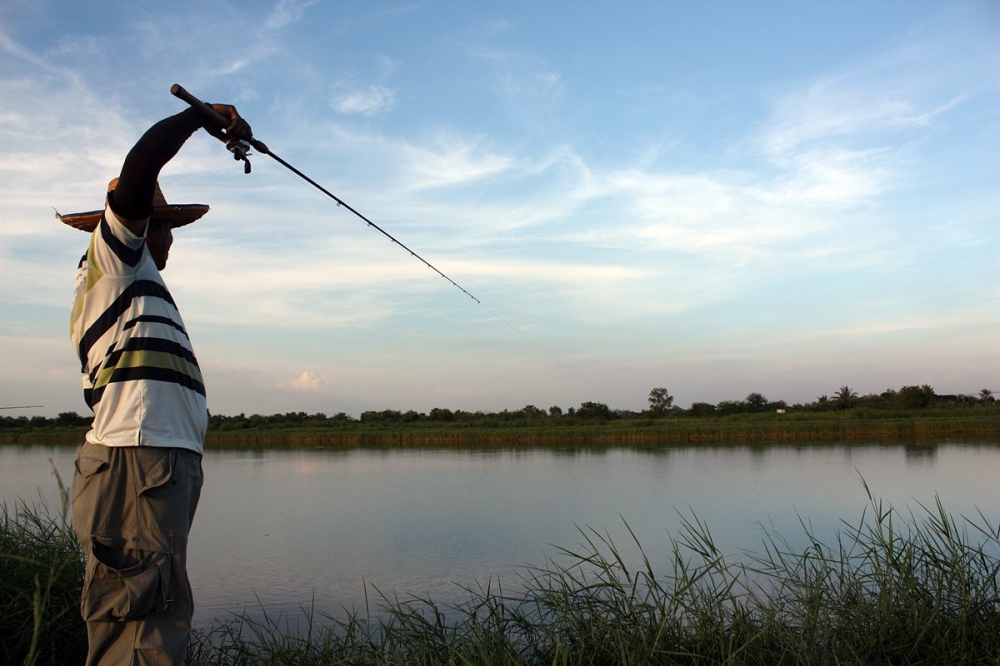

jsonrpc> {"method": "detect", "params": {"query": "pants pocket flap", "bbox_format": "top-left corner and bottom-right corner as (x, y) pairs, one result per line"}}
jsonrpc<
(136, 449), (174, 495)
(75, 456), (108, 478)
(83, 550), (172, 622)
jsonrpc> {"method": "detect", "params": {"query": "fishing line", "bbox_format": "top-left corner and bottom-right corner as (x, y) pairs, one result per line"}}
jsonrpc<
(171, 85), (478, 304)
(474, 301), (609, 401)
(171, 84), (608, 401)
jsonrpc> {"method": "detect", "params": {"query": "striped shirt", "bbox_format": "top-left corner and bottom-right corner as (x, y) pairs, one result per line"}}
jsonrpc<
(70, 206), (207, 453)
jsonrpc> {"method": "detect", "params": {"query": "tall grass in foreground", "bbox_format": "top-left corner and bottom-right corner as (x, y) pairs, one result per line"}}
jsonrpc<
(2, 490), (998, 665)
(0, 479), (86, 665)
(189, 489), (1000, 666)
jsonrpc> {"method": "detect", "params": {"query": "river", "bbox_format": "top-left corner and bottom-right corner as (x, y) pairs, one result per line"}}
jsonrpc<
(2, 440), (997, 629)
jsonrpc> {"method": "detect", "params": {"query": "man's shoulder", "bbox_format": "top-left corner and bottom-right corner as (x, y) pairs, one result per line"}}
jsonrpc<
(90, 205), (149, 272)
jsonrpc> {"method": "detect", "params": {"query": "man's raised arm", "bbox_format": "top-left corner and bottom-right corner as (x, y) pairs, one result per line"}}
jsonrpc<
(111, 104), (250, 235)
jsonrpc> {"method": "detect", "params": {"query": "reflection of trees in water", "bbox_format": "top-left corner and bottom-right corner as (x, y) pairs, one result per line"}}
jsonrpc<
(748, 443), (768, 466)
(904, 443), (938, 461)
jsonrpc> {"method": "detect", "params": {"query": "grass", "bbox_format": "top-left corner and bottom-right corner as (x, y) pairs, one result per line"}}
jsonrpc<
(4, 485), (999, 665)
(0, 464), (86, 666)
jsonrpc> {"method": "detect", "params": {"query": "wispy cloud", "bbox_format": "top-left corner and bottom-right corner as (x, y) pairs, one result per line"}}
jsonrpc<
(376, 54), (400, 78)
(397, 134), (515, 190)
(761, 23), (985, 163)
(331, 82), (396, 116)
(264, 0), (320, 31)
(466, 43), (564, 118)
(0, 25), (59, 72)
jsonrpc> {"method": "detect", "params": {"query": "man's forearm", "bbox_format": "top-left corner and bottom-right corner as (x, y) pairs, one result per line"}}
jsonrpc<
(111, 108), (206, 221)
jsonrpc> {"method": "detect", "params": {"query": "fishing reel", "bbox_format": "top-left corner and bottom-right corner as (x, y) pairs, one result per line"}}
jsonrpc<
(169, 85), (268, 175)
(226, 138), (254, 174)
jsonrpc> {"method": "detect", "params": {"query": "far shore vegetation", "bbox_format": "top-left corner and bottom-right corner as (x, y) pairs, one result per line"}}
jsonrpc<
(3, 384), (998, 447)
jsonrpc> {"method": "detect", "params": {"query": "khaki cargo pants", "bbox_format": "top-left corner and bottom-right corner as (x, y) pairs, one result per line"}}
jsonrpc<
(72, 442), (204, 666)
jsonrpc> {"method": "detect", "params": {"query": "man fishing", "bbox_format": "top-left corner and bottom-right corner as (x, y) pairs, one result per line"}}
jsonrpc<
(58, 101), (250, 665)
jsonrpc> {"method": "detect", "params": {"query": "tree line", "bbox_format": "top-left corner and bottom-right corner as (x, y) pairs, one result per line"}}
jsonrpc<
(648, 385), (995, 417)
(3, 384), (995, 431)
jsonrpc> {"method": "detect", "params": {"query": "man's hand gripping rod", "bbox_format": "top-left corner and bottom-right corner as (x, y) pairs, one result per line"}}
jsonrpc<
(171, 84), (265, 173)
(170, 84), (480, 304)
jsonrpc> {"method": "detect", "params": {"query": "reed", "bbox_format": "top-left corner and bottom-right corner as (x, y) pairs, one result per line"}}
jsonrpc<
(193, 415), (999, 450)
(0, 467), (86, 666)
(185, 492), (1000, 665)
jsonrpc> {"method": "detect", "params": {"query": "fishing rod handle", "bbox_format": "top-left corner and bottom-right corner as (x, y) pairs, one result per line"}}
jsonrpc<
(170, 84), (269, 154)
(170, 83), (230, 129)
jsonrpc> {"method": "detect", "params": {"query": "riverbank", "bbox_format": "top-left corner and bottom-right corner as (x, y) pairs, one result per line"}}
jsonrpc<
(3, 411), (998, 447)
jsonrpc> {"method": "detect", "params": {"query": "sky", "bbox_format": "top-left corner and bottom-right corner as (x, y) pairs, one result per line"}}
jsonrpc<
(1, 1), (998, 419)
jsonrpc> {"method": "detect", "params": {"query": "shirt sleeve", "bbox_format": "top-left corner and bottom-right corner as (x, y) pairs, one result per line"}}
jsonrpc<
(87, 205), (149, 278)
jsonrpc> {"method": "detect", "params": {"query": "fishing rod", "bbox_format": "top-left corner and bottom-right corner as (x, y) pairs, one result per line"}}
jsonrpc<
(170, 83), (479, 304)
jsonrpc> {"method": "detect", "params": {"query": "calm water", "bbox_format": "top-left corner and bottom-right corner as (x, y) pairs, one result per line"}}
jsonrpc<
(2, 440), (998, 628)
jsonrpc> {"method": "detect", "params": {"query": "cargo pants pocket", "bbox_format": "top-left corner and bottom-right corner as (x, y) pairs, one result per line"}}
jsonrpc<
(82, 542), (173, 622)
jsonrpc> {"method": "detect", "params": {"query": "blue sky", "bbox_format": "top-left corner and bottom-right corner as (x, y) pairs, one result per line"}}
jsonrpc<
(1, 1), (997, 418)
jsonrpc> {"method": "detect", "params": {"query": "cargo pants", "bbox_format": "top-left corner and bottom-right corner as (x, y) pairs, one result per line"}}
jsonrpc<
(72, 442), (203, 666)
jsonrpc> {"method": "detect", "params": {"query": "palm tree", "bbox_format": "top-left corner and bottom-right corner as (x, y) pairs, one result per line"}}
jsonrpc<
(834, 386), (858, 410)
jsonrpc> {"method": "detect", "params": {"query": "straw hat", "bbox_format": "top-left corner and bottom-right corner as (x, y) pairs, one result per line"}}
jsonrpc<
(55, 178), (209, 232)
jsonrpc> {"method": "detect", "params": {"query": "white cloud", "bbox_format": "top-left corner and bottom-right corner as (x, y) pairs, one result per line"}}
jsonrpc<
(279, 370), (327, 391)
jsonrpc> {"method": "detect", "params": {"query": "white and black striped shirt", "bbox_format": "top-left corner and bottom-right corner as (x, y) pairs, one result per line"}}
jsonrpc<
(70, 206), (207, 452)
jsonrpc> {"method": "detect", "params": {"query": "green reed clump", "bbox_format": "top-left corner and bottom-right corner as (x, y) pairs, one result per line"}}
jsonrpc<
(186, 492), (1000, 666)
(0, 493), (87, 665)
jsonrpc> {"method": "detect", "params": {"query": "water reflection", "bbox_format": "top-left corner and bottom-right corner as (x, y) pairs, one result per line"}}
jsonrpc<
(903, 442), (938, 461)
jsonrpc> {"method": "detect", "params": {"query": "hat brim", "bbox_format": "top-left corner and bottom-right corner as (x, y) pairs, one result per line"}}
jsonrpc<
(56, 204), (210, 233)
